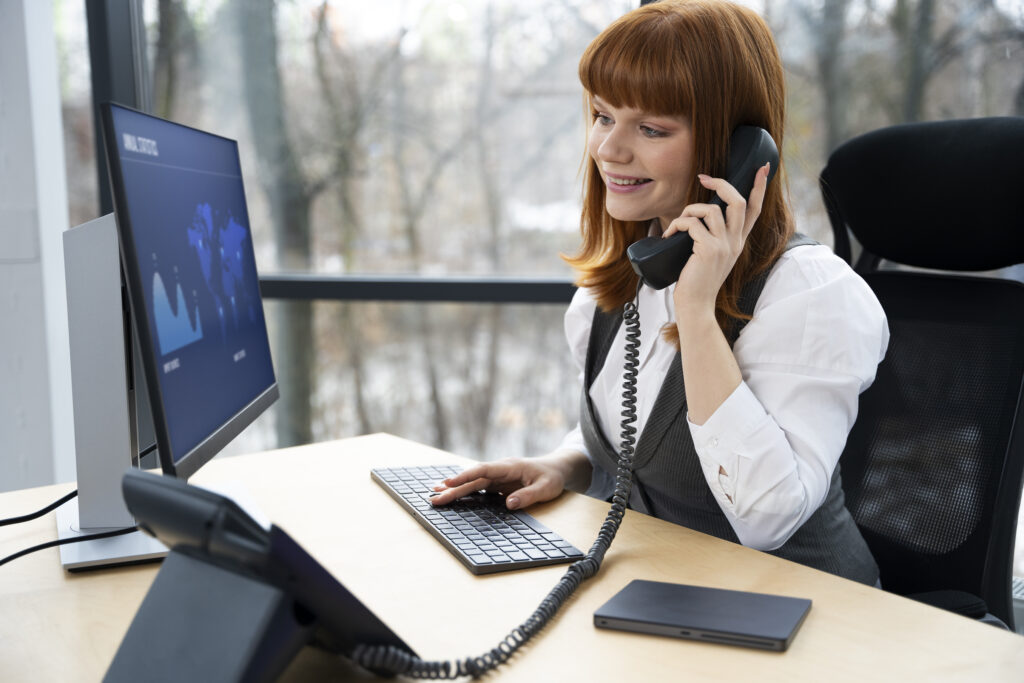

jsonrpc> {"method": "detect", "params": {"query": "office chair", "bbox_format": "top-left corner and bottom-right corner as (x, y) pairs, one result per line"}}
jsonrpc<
(819, 117), (1024, 629)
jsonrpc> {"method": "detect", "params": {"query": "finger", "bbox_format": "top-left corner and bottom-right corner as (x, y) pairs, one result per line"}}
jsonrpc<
(437, 463), (503, 489)
(697, 174), (746, 231)
(662, 220), (685, 238)
(742, 162), (771, 238)
(430, 477), (491, 505)
(504, 480), (556, 510)
(661, 220), (686, 238)
(433, 476), (491, 498)
(670, 216), (712, 245)
(663, 214), (709, 240)
(680, 202), (726, 237)
(431, 473), (490, 498)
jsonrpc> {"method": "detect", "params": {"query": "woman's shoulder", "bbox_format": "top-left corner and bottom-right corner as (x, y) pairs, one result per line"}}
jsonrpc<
(564, 286), (599, 360)
(757, 241), (870, 308)
(567, 285), (598, 318)
(739, 240), (888, 376)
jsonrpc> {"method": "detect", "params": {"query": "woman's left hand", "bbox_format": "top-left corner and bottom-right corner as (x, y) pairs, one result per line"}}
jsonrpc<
(662, 162), (771, 317)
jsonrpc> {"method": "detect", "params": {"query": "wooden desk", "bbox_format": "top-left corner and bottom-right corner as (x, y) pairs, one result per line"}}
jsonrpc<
(2, 433), (1022, 681)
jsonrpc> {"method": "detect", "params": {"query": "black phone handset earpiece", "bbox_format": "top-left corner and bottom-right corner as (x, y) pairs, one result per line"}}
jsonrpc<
(626, 126), (780, 290)
(353, 130), (778, 680)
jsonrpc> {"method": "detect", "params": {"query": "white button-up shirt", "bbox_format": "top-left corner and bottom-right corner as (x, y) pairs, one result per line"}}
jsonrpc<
(558, 244), (889, 551)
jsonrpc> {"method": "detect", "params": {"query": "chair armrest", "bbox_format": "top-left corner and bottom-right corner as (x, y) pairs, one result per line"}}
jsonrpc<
(907, 590), (987, 619)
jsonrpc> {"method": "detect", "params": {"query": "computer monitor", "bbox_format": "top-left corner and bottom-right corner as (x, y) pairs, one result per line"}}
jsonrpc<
(56, 105), (278, 569)
(100, 102), (278, 480)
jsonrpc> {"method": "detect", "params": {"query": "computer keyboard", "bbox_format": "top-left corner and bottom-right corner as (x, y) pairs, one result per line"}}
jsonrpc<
(371, 464), (585, 575)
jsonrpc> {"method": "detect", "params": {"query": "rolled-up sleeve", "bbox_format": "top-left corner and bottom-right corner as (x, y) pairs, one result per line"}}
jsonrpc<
(688, 247), (888, 550)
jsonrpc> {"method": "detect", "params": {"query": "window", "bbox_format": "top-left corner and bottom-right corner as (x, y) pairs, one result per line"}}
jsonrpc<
(59, 0), (1024, 467)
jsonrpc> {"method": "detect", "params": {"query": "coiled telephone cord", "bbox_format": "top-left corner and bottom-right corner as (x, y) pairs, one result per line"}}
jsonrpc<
(352, 281), (644, 678)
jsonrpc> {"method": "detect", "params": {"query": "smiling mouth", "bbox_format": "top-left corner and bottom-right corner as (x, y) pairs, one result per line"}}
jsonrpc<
(607, 176), (652, 187)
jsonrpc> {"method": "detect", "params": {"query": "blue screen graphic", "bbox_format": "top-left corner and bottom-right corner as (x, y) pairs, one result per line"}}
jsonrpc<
(110, 106), (275, 463)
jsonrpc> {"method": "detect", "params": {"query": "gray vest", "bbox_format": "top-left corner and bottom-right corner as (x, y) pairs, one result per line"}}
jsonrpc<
(580, 235), (879, 585)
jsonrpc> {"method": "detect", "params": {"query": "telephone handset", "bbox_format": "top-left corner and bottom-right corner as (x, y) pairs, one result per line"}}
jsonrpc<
(626, 126), (780, 290)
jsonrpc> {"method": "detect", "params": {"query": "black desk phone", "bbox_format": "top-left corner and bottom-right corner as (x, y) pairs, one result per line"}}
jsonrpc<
(627, 126), (780, 290)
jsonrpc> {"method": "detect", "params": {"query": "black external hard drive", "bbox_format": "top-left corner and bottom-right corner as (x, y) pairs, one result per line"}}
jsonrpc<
(593, 579), (812, 651)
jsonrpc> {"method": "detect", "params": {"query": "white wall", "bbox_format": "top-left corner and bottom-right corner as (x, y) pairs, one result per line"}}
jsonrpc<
(0, 0), (75, 492)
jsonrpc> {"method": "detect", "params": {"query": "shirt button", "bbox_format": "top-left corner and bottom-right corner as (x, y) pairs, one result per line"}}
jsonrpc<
(707, 437), (719, 449)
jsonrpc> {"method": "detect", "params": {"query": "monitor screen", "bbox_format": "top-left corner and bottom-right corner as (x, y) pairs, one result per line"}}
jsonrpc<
(100, 103), (278, 479)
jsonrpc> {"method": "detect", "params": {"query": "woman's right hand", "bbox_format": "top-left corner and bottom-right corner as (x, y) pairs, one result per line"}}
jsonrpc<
(429, 456), (572, 511)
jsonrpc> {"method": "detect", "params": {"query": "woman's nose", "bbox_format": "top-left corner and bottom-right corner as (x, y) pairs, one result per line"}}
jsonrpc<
(597, 127), (630, 164)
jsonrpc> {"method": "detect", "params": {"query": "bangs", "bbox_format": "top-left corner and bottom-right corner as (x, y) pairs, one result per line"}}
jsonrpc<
(579, 12), (693, 117)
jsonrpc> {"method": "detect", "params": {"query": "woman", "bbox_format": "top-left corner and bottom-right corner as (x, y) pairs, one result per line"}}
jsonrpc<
(431, 0), (888, 585)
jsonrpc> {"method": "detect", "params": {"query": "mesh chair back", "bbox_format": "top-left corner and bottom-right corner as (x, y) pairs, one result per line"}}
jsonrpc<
(820, 117), (1024, 628)
(841, 273), (1024, 626)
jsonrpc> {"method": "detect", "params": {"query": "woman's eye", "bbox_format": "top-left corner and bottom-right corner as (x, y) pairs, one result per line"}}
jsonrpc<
(593, 112), (613, 126)
(641, 125), (667, 138)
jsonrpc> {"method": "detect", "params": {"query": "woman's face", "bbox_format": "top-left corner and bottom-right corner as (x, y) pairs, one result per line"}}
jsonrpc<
(588, 96), (695, 231)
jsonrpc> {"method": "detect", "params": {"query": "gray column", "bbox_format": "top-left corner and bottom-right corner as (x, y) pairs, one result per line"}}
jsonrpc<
(0, 0), (74, 491)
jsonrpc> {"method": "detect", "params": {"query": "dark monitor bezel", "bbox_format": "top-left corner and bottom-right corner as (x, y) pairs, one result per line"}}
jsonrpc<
(99, 101), (279, 480)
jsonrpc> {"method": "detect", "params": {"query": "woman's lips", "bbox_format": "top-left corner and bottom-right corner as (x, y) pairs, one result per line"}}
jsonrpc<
(604, 172), (652, 194)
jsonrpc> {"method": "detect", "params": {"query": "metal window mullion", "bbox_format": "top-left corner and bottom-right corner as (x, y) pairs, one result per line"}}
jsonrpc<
(85, 0), (151, 215)
(258, 276), (576, 304)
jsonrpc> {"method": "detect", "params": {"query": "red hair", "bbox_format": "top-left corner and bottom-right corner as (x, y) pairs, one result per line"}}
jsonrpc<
(564, 0), (793, 339)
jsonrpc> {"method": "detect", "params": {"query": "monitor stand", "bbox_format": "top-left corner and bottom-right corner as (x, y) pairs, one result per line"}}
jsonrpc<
(56, 500), (166, 571)
(58, 214), (167, 570)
